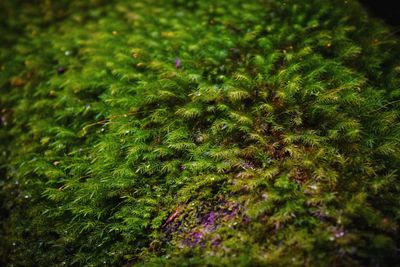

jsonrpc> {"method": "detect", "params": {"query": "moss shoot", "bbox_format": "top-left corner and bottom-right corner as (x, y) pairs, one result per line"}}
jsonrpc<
(1, 0), (399, 266)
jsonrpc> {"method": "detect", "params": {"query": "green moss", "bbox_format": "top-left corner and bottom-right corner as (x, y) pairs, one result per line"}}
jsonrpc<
(1, 0), (399, 266)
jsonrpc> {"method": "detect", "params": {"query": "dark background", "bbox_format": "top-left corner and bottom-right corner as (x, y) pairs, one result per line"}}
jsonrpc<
(361, 0), (400, 27)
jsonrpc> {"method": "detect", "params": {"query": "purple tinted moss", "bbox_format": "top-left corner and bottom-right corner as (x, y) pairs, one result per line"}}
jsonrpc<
(57, 66), (66, 74)
(211, 238), (221, 247)
(202, 211), (216, 228)
(182, 231), (204, 247)
(181, 203), (244, 247)
(175, 58), (181, 68)
(242, 215), (251, 224)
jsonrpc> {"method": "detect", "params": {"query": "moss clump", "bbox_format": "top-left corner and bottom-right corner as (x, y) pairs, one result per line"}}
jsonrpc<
(1, 0), (399, 266)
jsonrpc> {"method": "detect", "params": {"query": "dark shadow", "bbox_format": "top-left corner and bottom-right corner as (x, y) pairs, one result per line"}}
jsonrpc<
(360, 0), (400, 27)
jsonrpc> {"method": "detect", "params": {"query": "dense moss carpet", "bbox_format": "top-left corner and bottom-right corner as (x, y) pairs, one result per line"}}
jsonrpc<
(1, 0), (399, 266)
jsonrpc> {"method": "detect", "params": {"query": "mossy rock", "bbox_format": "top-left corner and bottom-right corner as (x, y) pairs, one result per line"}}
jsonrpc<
(1, 0), (399, 266)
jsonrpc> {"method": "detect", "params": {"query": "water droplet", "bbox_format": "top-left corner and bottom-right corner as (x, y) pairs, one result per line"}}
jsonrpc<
(335, 231), (345, 238)
(309, 184), (318, 190)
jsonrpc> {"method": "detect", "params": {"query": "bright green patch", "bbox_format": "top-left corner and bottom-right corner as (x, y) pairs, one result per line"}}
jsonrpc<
(1, 0), (399, 266)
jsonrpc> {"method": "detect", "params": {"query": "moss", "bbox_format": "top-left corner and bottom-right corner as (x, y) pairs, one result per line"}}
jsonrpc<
(1, 0), (399, 266)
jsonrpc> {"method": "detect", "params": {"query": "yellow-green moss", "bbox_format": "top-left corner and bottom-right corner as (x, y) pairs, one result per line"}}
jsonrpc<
(1, 0), (399, 266)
